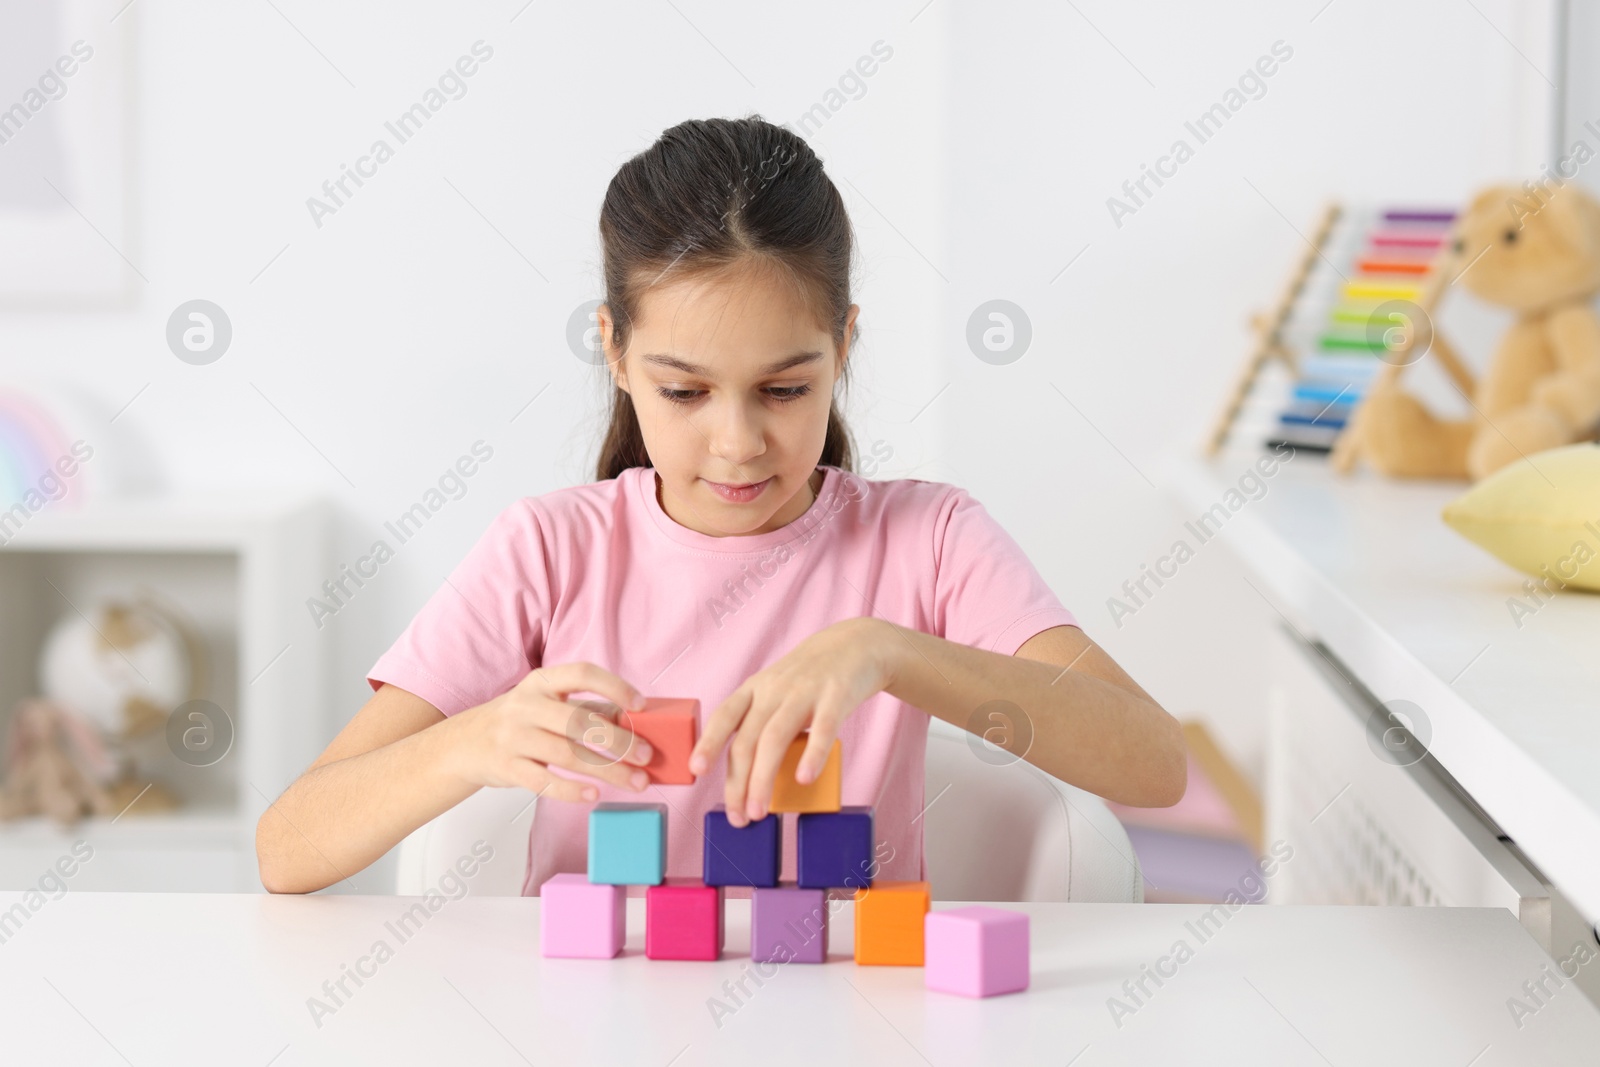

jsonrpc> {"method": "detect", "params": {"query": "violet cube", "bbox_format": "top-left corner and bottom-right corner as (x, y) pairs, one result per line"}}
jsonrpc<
(797, 806), (873, 889)
(539, 873), (626, 959)
(751, 885), (828, 963)
(703, 807), (780, 887)
(924, 906), (1030, 997)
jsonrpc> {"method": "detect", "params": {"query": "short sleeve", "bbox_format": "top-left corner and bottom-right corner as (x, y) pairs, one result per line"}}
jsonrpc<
(365, 499), (550, 716)
(930, 486), (1079, 655)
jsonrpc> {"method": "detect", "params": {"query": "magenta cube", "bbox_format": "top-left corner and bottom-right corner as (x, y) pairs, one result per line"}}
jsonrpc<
(751, 885), (828, 963)
(539, 873), (626, 959)
(924, 906), (1030, 997)
(645, 877), (725, 960)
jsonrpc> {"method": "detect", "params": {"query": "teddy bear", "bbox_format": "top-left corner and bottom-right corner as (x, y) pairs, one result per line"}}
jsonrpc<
(1356, 181), (1600, 480)
(0, 698), (118, 825)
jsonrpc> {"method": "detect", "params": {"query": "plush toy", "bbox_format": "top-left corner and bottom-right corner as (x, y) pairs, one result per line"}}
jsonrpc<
(0, 698), (119, 825)
(1358, 182), (1600, 480)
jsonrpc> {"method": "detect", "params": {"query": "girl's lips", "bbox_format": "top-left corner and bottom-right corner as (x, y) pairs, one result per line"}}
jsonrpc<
(705, 476), (772, 503)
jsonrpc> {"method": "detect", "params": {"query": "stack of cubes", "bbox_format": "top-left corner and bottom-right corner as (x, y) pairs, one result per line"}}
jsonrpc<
(538, 698), (1029, 996)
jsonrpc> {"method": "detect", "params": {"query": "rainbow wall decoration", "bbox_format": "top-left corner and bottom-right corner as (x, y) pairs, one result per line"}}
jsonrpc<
(1267, 209), (1457, 453)
(0, 387), (90, 511)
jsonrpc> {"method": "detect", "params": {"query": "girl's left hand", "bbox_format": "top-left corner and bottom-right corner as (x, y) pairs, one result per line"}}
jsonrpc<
(688, 617), (896, 827)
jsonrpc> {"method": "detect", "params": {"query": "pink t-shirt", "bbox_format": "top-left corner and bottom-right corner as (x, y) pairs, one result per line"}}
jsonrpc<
(366, 464), (1078, 897)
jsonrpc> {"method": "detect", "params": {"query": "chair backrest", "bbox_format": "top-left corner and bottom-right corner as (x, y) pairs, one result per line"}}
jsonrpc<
(921, 720), (1144, 902)
(395, 719), (1143, 903)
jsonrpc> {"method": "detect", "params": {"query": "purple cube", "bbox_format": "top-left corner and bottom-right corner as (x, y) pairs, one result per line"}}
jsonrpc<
(703, 807), (780, 887)
(924, 906), (1030, 997)
(797, 806), (873, 889)
(751, 885), (829, 963)
(539, 873), (626, 959)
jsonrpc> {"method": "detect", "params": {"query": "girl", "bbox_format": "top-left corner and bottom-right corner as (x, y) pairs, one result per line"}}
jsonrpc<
(256, 116), (1185, 897)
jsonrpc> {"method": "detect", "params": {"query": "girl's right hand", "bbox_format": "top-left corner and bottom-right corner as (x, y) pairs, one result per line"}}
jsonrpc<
(444, 662), (655, 802)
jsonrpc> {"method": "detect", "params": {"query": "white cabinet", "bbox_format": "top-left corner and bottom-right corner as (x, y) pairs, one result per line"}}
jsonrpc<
(1164, 452), (1600, 1007)
(0, 493), (330, 892)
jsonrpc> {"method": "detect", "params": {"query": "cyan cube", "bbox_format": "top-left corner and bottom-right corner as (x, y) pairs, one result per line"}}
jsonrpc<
(702, 807), (780, 887)
(589, 802), (667, 885)
(797, 805), (874, 889)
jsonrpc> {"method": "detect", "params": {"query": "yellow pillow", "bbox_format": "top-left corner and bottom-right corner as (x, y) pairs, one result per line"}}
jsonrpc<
(1441, 442), (1600, 592)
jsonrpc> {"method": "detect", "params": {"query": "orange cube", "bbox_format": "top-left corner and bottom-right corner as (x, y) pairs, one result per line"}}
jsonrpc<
(769, 735), (841, 813)
(619, 698), (700, 785)
(854, 880), (931, 965)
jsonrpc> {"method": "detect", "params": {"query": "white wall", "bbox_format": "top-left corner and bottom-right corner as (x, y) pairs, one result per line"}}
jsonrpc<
(940, 0), (1556, 785)
(0, 1), (1559, 880)
(1, 0), (953, 888)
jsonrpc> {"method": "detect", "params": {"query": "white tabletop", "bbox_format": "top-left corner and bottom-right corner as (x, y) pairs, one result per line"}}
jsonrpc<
(1, 892), (1597, 1065)
(1166, 452), (1600, 922)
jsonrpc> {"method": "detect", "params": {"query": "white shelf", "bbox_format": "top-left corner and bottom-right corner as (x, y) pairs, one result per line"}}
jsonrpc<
(0, 809), (241, 849)
(0, 491), (324, 551)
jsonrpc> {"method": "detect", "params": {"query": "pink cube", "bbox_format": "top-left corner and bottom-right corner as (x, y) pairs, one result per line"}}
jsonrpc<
(539, 873), (626, 959)
(645, 877), (725, 961)
(924, 906), (1030, 997)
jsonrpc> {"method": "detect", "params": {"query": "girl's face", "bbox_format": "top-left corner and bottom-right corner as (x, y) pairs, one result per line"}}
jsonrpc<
(603, 263), (857, 537)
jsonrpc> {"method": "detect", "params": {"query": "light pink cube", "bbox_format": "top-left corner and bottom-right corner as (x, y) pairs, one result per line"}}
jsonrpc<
(924, 906), (1030, 997)
(540, 873), (626, 958)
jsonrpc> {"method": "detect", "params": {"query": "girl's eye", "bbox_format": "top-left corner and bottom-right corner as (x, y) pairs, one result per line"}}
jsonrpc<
(653, 384), (812, 405)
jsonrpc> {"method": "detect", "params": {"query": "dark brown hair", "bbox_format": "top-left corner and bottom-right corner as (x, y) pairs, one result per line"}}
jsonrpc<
(594, 115), (859, 482)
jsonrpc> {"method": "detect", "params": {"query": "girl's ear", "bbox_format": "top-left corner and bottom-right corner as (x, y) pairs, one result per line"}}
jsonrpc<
(839, 303), (861, 370)
(598, 304), (629, 392)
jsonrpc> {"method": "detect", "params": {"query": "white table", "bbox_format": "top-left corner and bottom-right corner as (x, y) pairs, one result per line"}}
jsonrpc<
(1166, 453), (1600, 923)
(2, 892), (1598, 1065)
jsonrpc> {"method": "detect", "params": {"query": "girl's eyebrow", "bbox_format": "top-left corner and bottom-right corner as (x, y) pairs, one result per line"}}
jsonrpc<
(641, 350), (824, 377)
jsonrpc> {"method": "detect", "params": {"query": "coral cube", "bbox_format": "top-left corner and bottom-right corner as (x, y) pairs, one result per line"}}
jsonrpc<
(854, 880), (930, 965)
(539, 873), (626, 959)
(751, 885), (829, 963)
(769, 735), (841, 813)
(589, 802), (667, 885)
(925, 906), (1030, 997)
(622, 698), (700, 785)
(703, 807), (780, 887)
(797, 806), (874, 890)
(645, 877), (725, 960)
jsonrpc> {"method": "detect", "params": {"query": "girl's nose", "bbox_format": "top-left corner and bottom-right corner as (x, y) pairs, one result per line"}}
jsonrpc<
(707, 398), (766, 466)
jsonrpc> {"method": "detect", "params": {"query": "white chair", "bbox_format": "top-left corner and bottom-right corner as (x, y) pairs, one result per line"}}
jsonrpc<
(395, 717), (1144, 903)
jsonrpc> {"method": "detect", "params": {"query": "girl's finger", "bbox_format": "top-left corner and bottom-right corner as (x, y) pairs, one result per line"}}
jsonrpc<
(523, 662), (647, 717)
(795, 700), (844, 784)
(526, 728), (651, 793)
(512, 761), (598, 804)
(551, 699), (653, 769)
(723, 697), (778, 828)
(744, 704), (814, 822)
(692, 685), (754, 779)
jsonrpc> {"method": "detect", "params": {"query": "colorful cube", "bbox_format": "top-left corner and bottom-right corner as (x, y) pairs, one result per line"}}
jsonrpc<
(589, 802), (667, 885)
(645, 877), (725, 960)
(769, 735), (842, 812)
(924, 906), (1030, 997)
(622, 698), (700, 785)
(797, 806), (874, 889)
(854, 880), (930, 965)
(751, 885), (829, 964)
(538, 873), (626, 959)
(703, 807), (780, 887)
